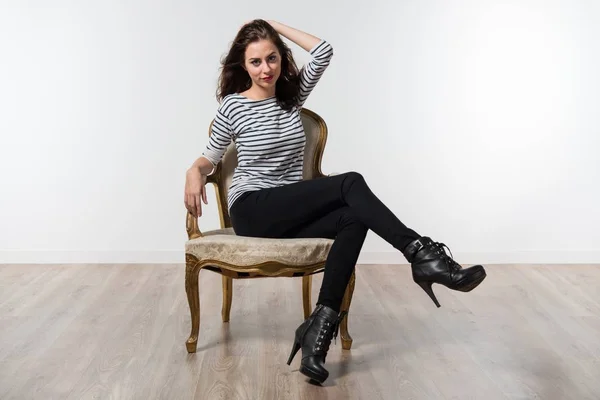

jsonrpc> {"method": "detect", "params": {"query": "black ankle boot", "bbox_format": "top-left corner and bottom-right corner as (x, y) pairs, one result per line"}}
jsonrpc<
(403, 237), (486, 307)
(286, 304), (346, 384)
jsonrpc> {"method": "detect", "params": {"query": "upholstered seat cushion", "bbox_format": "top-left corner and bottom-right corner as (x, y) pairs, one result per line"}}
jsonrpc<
(185, 227), (334, 267)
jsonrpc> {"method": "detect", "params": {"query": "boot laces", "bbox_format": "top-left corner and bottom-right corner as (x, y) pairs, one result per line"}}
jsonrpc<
(314, 311), (348, 354)
(431, 242), (462, 272)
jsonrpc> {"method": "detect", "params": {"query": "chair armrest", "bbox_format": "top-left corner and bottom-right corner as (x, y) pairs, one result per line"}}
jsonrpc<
(185, 162), (224, 240)
(186, 211), (203, 239)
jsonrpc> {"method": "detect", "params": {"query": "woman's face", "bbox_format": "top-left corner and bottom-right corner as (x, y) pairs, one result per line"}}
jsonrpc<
(243, 39), (281, 91)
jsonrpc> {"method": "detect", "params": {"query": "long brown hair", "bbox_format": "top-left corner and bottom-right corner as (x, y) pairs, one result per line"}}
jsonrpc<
(216, 19), (301, 111)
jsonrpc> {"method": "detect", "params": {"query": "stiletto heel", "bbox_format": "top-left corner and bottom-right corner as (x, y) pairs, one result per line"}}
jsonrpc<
(403, 237), (487, 307)
(287, 339), (301, 365)
(416, 281), (441, 308)
(286, 304), (344, 383)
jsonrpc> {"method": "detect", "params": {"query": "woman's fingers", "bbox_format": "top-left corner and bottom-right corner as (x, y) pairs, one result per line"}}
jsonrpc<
(195, 194), (202, 217)
(184, 176), (207, 217)
(202, 186), (208, 204)
(186, 194), (197, 217)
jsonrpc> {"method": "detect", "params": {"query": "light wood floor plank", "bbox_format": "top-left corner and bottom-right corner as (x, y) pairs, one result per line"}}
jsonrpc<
(0, 263), (598, 399)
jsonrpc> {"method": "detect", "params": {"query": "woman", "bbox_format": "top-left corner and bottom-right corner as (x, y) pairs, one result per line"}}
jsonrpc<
(184, 19), (486, 384)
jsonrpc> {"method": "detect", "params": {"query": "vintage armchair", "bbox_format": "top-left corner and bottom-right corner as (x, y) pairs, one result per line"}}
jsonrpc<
(184, 107), (356, 353)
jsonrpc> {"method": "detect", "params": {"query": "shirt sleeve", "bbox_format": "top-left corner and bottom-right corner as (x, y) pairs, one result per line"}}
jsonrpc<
(296, 40), (334, 108)
(201, 103), (234, 175)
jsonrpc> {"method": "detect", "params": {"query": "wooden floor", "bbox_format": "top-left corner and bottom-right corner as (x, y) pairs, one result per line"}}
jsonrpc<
(0, 263), (599, 400)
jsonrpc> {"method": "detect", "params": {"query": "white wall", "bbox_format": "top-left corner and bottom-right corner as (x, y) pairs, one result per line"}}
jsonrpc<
(1, 0), (598, 264)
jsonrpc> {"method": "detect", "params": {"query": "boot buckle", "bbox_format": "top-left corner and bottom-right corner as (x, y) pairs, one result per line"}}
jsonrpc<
(412, 239), (425, 253)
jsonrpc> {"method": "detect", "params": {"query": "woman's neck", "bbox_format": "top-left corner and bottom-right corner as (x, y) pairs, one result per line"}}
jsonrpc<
(240, 86), (275, 101)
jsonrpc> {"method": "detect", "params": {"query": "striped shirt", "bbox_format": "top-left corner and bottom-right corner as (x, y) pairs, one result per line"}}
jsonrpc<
(201, 40), (334, 211)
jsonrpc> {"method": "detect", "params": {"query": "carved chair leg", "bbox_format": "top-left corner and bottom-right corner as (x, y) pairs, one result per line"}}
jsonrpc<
(302, 275), (312, 320)
(339, 270), (356, 350)
(185, 256), (201, 353)
(222, 276), (232, 322)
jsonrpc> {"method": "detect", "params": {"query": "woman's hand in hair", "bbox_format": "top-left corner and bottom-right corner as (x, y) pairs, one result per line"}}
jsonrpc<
(263, 21), (321, 52)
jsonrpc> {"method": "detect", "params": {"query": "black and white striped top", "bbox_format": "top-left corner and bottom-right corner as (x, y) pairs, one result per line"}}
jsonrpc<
(201, 40), (334, 211)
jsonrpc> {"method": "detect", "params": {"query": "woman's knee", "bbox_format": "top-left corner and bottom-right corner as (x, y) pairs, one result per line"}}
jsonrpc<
(338, 171), (369, 201)
(342, 171), (364, 183)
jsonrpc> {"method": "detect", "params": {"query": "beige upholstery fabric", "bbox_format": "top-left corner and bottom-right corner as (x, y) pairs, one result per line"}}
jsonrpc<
(185, 228), (334, 267)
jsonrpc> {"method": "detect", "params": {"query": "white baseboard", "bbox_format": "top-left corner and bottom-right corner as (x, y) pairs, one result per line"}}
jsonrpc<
(1, 250), (599, 265)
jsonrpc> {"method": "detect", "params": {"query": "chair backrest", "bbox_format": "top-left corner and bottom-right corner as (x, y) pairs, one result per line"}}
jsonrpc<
(207, 107), (328, 229)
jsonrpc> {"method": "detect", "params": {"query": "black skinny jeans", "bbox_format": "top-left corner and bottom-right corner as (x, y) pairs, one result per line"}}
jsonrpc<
(229, 172), (421, 313)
